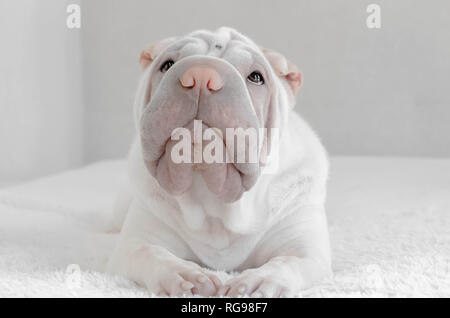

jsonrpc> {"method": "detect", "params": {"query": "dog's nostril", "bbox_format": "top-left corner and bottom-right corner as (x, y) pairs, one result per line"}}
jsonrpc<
(180, 66), (223, 91)
(206, 79), (222, 91)
(180, 75), (195, 88)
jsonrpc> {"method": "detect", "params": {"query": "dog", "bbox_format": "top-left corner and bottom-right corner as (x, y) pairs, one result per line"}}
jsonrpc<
(107, 27), (331, 297)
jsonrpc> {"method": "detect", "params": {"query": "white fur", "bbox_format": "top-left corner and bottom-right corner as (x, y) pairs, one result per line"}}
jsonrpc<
(107, 28), (331, 297)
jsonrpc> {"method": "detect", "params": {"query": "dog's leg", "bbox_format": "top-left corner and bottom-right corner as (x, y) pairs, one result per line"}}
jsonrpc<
(107, 199), (222, 296)
(218, 206), (331, 297)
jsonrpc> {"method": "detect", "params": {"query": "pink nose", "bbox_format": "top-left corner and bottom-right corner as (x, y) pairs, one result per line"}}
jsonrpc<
(180, 66), (223, 91)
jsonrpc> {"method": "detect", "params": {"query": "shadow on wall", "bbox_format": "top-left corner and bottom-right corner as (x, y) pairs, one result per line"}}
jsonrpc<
(0, 0), (83, 183)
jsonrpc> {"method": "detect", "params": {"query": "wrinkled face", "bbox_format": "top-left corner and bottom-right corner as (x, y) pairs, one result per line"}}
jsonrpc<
(136, 27), (302, 203)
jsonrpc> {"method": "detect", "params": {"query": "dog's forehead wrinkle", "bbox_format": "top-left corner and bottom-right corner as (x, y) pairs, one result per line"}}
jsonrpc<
(223, 47), (253, 68)
(188, 29), (231, 48)
(184, 28), (260, 57)
(178, 40), (209, 58)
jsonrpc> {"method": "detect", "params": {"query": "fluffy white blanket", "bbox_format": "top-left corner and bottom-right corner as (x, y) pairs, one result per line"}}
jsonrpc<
(0, 157), (449, 297)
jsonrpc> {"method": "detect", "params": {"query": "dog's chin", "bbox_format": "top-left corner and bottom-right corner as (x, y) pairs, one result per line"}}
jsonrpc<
(143, 119), (261, 203)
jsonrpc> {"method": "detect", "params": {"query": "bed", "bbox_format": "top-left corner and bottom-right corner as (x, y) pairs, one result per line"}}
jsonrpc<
(0, 157), (449, 297)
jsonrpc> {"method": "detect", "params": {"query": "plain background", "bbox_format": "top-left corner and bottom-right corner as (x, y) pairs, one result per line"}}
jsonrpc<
(1, 0), (449, 183)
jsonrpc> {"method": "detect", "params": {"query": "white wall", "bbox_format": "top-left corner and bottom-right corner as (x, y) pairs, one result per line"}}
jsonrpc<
(1, 1), (449, 183)
(81, 0), (450, 161)
(0, 0), (83, 183)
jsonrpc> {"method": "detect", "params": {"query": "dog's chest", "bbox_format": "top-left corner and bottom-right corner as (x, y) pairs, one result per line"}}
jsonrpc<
(176, 173), (249, 239)
(174, 173), (264, 269)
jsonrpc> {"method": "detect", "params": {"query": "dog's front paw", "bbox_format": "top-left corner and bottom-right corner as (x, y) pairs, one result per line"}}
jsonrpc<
(217, 266), (295, 298)
(145, 258), (222, 297)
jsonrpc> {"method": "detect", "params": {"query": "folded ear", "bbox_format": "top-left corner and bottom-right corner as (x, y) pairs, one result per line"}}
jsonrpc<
(139, 37), (177, 70)
(139, 44), (157, 70)
(262, 48), (302, 95)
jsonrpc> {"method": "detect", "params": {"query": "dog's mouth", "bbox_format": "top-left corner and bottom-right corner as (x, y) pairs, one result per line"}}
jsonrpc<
(146, 118), (261, 203)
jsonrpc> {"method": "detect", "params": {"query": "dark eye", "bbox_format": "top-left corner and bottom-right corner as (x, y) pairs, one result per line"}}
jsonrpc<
(160, 60), (174, 73)
(247, 71), (265, 85)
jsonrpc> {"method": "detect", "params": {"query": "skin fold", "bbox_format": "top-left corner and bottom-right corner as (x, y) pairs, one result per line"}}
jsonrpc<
(107, 27), (331, 297)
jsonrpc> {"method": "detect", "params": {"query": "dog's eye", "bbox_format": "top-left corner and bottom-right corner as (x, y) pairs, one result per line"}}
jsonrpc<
(247, 71), (265, 85)
(160, 60), (174, 73)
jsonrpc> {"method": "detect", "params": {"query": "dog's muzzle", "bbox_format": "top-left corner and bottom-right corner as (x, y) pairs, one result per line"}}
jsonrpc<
(140, 56), (262, 203)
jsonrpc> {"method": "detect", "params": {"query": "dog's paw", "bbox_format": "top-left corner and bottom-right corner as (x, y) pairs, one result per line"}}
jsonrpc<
(217, 267), (296, 298)
(146, 259), (222, 297)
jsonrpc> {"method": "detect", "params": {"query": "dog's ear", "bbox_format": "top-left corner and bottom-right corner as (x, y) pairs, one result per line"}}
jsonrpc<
(262, 48), (302, 95)
(139, 37), (177, 70)
(139, 44), (157, 70)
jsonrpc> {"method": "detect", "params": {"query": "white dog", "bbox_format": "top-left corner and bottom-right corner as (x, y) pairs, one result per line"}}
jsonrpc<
(107, 27), (331, 297)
